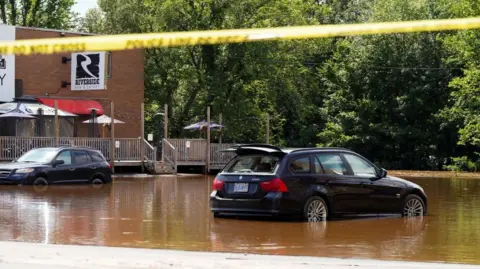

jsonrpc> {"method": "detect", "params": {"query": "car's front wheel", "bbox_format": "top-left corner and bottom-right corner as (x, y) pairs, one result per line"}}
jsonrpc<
(33, 177), (48, 186)
(303, 196), (328, 222)
(32, 177), (48, 193)
(402, 194), (426, 217)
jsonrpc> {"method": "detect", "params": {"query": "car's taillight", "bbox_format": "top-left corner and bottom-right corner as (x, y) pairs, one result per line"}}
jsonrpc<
(212, 178), (224, 190)
(260, 178), (288, 192)
(107, 163), (111, 168)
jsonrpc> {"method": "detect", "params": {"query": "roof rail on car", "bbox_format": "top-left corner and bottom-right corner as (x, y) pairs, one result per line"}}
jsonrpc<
(74, 145), (95, 149)
(57, 144), (72, 147)
(230, 143), (283, 151)
(58, 144), (95, 149)
(219, 143), (284, 153)
(287, 147), (350, 153)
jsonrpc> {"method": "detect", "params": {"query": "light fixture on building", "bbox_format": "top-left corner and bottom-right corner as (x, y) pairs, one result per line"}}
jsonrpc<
(61, 57), (71, 64)
(61, 81), (71, 88)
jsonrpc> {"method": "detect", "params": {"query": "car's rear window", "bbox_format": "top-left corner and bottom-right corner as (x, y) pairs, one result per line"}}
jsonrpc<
(89, 151), (105, 162)
(225, 155), (280, 173)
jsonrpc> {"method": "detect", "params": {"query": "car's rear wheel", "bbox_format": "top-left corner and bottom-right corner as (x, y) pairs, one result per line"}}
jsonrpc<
(303, 196), (328, 222)
(402, 194), (425, 217)
(91, 177), (104, 188)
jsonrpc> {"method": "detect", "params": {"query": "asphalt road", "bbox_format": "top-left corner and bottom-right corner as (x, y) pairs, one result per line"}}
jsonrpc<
(0, 241), (478, 269)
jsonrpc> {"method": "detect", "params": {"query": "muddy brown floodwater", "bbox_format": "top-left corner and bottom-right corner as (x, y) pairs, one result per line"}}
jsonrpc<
(0, 176), (479, 265)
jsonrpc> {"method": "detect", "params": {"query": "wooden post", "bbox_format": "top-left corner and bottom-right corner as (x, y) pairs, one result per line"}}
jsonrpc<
(162, 104), (168, 162)
(163, 103), (168, 139)
(206, 106), (211, 174)
(266, 113), (270, 144)
(219, 113), (222, 144)
(110, 101), (115, 173)
(54, 100), (59, 146)
(140, 103), (145, 173)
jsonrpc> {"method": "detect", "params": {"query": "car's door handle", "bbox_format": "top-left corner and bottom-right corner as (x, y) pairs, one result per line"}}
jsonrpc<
(69, 168), (75, 171)
(91, 167), (96, 169)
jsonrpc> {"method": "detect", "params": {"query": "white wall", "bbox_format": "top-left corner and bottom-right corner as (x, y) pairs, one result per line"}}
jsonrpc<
(0, 25), (16, 102)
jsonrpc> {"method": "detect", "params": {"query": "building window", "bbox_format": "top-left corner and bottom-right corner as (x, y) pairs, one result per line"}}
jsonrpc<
(106, 52), (112, 78)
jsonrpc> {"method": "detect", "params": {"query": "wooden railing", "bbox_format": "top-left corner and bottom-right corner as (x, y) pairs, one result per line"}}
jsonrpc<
(143, 139), (157, 173)
(0, 136), (239, 172)
(143, 139), (156, 162)
(162, 138), (177, 174)
(166, 138), (236, 168)
(115, 138), (142, 161)
(58, 137), (111, 160)
(168, 138), (206, 162)
(0, 137), (55, 161)
(0, 136), (145, 162)
(210, 143), (236, 168)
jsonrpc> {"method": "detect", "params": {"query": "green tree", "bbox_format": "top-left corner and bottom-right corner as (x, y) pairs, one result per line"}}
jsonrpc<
(439, 0), (480, 171)
(85, 0), (478, 171)
(76, 7), (105, 33)
(0, 0), (76, 29)
(97, 0), (331, 145)
(317, 0), (457, 169)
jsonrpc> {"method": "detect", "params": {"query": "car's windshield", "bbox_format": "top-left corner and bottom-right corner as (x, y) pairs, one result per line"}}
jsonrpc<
(16, 148), (58, 163)
(225, 155), (280, 173)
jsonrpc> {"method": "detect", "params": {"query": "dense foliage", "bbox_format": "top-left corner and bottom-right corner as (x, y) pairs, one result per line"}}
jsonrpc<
(0, 0), (76, 29)
(77, 0), (479, 171)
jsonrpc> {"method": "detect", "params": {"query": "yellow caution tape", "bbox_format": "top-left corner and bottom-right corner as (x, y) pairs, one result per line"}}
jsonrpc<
(1, 17), (480, 55)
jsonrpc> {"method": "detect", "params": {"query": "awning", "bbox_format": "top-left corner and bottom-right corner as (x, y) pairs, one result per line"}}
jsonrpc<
(38, 98), (104, 115)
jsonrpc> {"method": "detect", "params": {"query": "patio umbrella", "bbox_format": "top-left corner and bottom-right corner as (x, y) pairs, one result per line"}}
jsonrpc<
(0, 103), (36, 119)
(83, 115), (125, 137)
(0, 102), (77, 117)
(184, 120), (225, 140)
(82, 115), (125, 124)
(184, 120), (224, 130)
(0, 111), (36, 119)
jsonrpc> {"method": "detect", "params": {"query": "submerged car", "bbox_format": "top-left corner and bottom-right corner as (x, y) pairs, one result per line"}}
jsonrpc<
(0, 146), (113, 185)
(210, 144), (427, 221)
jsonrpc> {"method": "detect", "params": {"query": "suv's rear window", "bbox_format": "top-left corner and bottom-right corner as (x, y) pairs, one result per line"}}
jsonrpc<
(89, 151), (105, 162)
(225, 155), (280, 173)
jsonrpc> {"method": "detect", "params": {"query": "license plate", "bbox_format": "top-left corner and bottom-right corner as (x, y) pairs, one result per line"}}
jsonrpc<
(233, 183), (249, 192)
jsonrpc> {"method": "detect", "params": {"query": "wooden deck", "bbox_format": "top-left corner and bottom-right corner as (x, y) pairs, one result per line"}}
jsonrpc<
(0, 136), (158, 173)
(0, 136), (239, 174)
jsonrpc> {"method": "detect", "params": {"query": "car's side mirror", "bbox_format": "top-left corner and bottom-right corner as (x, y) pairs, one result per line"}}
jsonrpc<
(379, 168), (387, 178)
(52, 159), (65, 167)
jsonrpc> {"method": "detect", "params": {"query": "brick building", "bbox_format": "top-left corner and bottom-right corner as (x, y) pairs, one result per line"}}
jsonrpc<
(0, 25), (144, 138)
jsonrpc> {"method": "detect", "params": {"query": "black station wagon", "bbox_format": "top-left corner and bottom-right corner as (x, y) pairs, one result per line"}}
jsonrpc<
(210, 144), (427, 221)
(0, 146), (113, 186)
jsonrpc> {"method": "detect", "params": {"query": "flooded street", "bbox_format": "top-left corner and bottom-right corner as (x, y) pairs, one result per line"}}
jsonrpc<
(0, 176), (479, 265)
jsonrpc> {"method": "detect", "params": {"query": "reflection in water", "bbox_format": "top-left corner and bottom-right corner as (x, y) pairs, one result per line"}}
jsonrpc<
(0, 176), (478, 264)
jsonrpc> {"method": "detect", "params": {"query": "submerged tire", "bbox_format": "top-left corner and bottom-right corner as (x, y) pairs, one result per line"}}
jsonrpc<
(303, 196), (328, 222)
(402, 194), (426, 217)
(91, 177), (104, 188)
(33, 177), (48, 186)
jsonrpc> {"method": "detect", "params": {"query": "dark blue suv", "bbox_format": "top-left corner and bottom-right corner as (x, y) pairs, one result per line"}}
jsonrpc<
(0, 146), (113, 186)
(210, 144), (427, 222)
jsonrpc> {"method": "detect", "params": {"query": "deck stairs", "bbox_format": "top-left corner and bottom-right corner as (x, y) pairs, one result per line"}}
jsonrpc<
(152, 161), (176, 174)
